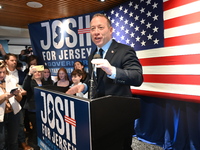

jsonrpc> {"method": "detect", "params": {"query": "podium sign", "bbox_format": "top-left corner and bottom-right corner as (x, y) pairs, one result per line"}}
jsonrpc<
(35, 87), (91, 150)
(35, 86), (140, 150)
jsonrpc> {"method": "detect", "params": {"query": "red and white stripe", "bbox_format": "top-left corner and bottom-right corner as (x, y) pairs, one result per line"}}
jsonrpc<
(131, 0), (200, 103)
(64, 115), (76, 127)
(78, 28), (90, 34)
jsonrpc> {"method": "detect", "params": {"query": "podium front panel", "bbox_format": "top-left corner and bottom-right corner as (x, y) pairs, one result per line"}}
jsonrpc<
(35, 87), (92, 150)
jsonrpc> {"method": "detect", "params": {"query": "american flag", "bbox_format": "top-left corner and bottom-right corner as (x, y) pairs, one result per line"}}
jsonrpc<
(105, 0), (200, 103)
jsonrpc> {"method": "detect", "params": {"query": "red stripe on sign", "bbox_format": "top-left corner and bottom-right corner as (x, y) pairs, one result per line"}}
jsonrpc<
(78, 28), (90, 34)
(143, 74), (200, 85)
(140, 54), (200, 66)
(64, 115), (76, 127)
(163, 0), (198, 11)
(131, 89), (200, 103)
(164, 12), (200, 29)
(164, 33), (200, 47)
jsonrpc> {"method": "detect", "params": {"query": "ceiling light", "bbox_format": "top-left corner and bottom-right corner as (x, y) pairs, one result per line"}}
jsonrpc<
(0, 5), (2, 9)
(99, 0), (106, 2)
(26, 2), (43, 8)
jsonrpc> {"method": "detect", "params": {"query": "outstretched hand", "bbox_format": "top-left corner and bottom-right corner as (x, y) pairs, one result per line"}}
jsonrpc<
(66, 84), (84, 95)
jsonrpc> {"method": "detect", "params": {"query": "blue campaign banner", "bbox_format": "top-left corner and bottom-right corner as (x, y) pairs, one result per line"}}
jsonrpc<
(34, 87), (91, 150)
(28, 12), (100, 76)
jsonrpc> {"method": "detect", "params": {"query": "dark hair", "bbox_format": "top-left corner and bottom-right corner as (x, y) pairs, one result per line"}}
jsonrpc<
(57, 67), (69, 81)
(26, 55), (37, 66)
(4, 53), (17, 62)
(17, 61), (23, 68)
(71, 69), (83, 78)
(73, 61), (87, 81)
(42, 66), (53, 85)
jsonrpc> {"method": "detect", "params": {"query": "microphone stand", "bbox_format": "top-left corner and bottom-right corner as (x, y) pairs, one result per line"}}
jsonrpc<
(89, 53), (101, 99)
(89, 64), (95, 99)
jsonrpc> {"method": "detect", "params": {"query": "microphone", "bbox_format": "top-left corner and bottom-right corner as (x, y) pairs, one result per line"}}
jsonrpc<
(93, 54), (101, 59)
(89, 54), (101, 99)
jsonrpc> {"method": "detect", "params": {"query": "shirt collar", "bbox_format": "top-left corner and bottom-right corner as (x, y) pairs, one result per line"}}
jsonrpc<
(98, 39), (112, 53)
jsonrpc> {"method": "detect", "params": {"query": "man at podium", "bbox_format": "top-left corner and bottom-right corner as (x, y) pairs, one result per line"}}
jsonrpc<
(88, 13), (143, 150)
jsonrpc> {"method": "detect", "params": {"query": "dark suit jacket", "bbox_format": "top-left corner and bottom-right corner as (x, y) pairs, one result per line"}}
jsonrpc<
(88, 39), (143, 98)
(17, 69), (26, 85)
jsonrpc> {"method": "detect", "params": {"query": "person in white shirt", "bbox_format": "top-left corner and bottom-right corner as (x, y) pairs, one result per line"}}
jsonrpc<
(0, 61), (22, 150)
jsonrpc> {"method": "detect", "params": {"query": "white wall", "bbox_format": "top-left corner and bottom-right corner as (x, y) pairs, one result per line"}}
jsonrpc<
(8, 45), (26, 54)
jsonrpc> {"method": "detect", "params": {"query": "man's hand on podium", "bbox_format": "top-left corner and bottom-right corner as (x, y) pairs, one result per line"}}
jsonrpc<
(65, 84), (84, 95)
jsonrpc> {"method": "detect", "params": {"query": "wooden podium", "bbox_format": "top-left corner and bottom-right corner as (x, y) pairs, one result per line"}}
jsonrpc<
(34, 86), (140, 150)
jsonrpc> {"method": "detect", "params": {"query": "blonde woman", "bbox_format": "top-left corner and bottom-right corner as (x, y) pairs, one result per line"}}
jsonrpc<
(22, 65), (43, 150)
(0, 61), (22, 150)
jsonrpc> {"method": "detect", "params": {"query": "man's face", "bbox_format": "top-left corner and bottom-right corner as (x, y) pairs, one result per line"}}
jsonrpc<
(6, 56), (17, 69)
(90, 16), (113, 48)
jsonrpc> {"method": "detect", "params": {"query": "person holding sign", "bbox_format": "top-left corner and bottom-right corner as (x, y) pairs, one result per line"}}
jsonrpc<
(88, 13), (143, 150)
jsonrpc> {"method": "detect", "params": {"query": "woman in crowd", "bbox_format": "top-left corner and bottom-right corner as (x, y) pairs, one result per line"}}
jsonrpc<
(42, 66), (53, 85)
(22, 65), (43, 150)
(54, 67), (71, 91)
(0, 61), (22, 150)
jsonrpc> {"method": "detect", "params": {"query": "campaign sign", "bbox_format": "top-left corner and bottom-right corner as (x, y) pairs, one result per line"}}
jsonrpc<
(34, 87), (91, 150)
(28, 12), (100, 76)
